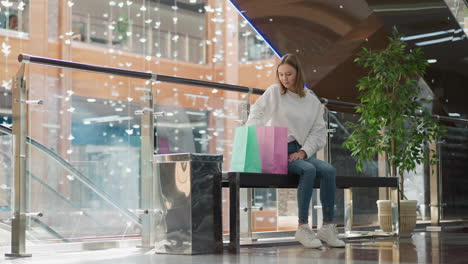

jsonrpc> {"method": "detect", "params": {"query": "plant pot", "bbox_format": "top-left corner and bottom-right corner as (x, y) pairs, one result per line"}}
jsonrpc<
(399, 200), (417, 237)
(376, 200), (393, 232)
(377, 200), (418, 236)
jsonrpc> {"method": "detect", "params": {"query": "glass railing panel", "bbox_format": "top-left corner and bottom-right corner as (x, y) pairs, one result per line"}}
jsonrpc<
(154, 86), (253, 156)
(0, 131), (12, 246)
(68, 75), (148, 235)
(400, 150), (430, 221)
(153, 84), (263, 235)
(274, 113), (331, 232)
(328, 111), (379, 178)
(328, 109), (441, 226)
(252, 188), (278, 232)
(154, 87), (328, 234)
(26, 144), (141, 242)
(439, 124), (468, 220)
(328, 111), (380, 228)
(275, 188), (296, 231)
(154, 86), (311, 234)
(24, 65), (151, 241)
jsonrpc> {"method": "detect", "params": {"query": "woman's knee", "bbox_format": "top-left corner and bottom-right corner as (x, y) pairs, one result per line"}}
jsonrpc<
(289, 160), (316, 176)
(321, 163), (336, 178)
(301, 164), (316, 177)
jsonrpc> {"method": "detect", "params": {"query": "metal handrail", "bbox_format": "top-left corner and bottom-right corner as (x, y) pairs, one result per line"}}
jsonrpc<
(18, 54), (264, 94)
(328, 100), (468, 125)
(18, 53), (468, 125)
(432, 114), (468, 125)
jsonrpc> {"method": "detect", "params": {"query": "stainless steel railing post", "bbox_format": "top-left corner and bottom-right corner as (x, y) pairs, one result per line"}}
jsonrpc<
(6, 64), (32, 258)
(139, 79), (156, 248)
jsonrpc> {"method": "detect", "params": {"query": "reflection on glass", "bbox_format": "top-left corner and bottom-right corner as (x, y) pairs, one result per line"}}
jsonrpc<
(329, 111), (379, 228)
(440, 125), (468, 220)
(23, 67), (146, 242)
(0, 131), (13, 247)
(26, 148), (141, 241)
(253, 188), (277, 231)
(238, 19), (275, 62)
(71, 1), (206, 64)
(0, 1), (28, 32)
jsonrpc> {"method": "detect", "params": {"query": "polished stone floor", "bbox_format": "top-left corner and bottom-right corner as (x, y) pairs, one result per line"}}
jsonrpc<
(1, 227), (468, 264)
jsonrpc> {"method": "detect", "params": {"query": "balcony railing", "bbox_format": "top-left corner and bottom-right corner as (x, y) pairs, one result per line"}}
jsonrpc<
(3, 53), (468, 257)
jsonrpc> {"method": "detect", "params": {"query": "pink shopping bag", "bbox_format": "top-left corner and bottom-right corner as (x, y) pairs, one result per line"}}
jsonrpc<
(157, 137), (170, 154)
(256, 126), (288, 174)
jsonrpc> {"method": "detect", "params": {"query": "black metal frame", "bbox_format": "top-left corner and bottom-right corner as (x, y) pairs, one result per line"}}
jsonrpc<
(222, 172), (398, 252)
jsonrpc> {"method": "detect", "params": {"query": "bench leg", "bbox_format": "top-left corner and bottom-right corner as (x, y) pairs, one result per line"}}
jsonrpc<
(229, 172), (240, 253)
(344, 188), (353, 234)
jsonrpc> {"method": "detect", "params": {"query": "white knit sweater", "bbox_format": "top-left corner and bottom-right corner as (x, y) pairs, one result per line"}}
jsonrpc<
(245, 84), (326, 158)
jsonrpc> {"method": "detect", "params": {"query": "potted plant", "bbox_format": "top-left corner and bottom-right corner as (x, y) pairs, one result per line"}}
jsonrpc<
(343, 28), (445, 236)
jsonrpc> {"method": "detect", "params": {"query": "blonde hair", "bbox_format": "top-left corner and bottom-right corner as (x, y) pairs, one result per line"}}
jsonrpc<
(276, 53), (306, 97)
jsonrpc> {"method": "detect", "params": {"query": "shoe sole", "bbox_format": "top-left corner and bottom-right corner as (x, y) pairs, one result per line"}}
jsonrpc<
(318, 240), (345, 248)
(299, 243), (323, 249)
(295, 239), (323, 248)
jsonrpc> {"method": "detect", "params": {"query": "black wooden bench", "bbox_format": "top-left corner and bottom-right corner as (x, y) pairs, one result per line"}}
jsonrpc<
(222, 172), (399, 252)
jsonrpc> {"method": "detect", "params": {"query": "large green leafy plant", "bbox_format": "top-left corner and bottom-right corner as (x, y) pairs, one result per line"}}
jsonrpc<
(343, 29), (445, 199)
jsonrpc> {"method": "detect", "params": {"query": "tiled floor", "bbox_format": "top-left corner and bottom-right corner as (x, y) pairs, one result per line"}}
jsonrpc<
(1, 227), (468, 264)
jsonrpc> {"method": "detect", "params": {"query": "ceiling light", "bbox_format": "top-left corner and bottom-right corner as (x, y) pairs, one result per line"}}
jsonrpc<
(415, 36), (453, 46)
(400, 29), (455, 41)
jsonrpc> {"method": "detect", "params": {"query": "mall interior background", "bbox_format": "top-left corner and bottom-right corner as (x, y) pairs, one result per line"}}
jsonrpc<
(0, 0), (467, 247)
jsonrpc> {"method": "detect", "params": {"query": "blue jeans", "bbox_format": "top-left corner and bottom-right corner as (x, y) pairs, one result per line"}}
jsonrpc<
(288, 141), (336, 224)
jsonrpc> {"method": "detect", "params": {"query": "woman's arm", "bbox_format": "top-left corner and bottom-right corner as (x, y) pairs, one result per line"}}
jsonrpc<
(245, 85), (275, 126)
(300, 101), (327, 158)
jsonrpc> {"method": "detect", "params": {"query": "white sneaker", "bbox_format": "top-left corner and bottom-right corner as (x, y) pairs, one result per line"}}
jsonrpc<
(317, 224), (345, 248)
(295, 224), (323, 248)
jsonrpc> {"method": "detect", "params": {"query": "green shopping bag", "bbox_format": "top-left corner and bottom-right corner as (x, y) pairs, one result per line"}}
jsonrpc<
(230, 126), (262, 173)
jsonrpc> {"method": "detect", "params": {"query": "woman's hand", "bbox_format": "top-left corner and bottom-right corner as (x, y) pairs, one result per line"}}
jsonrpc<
(288, 150), (307, 162)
